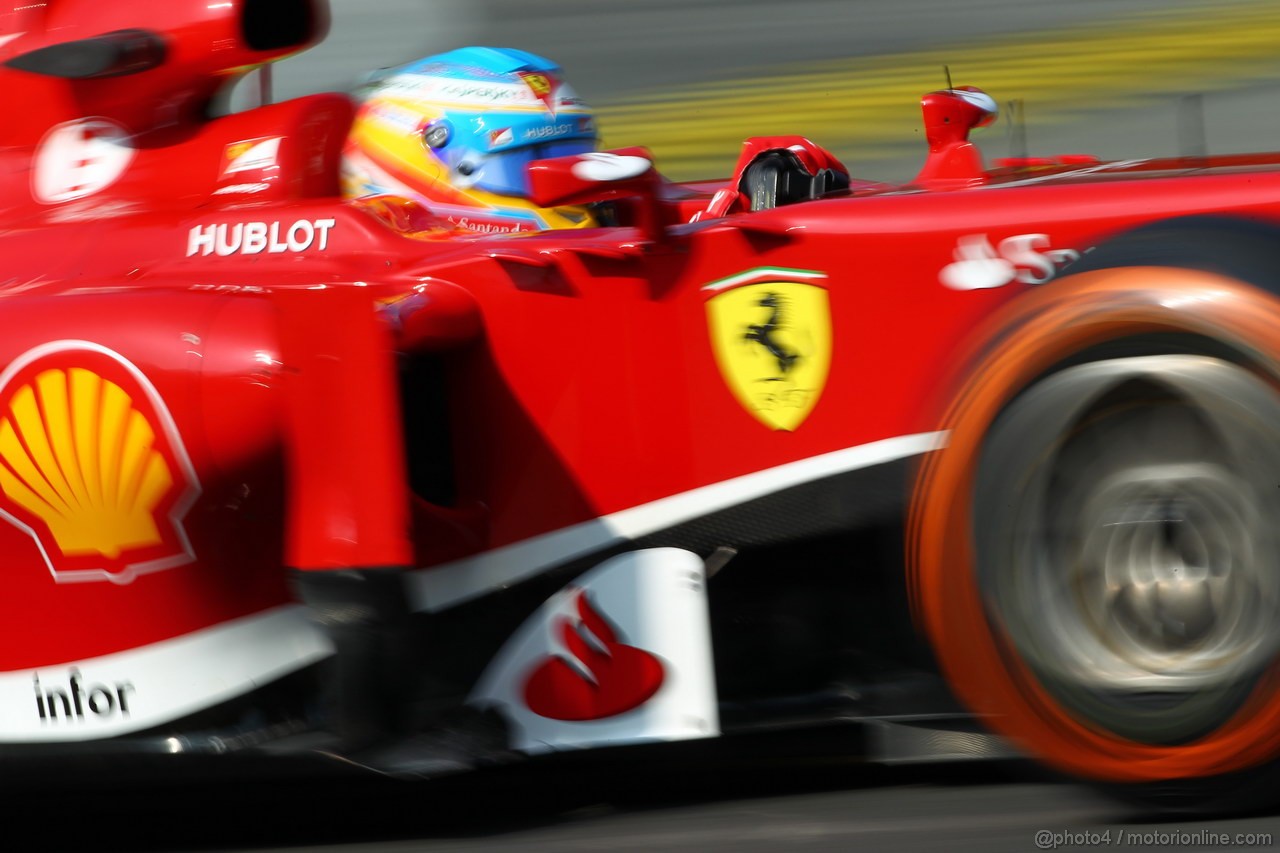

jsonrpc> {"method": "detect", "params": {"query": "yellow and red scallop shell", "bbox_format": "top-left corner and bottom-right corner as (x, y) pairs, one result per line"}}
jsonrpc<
(0, 367), (174, 560)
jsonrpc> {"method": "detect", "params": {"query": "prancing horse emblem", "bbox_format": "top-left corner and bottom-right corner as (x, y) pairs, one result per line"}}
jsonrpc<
(704, 268), (832, 431)
(744, 291), (800, 377)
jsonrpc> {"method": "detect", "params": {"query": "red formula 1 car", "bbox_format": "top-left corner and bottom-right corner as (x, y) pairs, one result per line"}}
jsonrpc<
(5, 0), (1280, 812)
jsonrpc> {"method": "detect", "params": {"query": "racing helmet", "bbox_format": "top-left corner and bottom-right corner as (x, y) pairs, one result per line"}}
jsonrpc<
(342, 46), (599, 233)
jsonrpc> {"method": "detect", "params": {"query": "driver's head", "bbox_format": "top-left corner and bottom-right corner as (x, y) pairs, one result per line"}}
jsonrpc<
(342, 46), (599, 233)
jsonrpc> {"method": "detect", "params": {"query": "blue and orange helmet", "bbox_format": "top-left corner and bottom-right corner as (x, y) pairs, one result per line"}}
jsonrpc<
(342, 47), (599, 233)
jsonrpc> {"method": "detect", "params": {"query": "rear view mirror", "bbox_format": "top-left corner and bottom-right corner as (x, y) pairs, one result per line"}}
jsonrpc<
(527, 147), (666, 242)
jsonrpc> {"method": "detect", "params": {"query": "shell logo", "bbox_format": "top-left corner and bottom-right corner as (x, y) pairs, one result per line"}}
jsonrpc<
(0, 343), (200, 584)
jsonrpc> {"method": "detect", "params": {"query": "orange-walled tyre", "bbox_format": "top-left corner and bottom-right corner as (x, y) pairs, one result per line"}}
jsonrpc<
(910, 218), (1280, 810)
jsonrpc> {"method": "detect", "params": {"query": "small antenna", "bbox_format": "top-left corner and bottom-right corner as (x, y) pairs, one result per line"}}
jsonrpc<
(1008, 99), (1028, 164)
(1178, 93), (1207, 168)
(944, 65), (954, 91)
(258, 64), (273, 107)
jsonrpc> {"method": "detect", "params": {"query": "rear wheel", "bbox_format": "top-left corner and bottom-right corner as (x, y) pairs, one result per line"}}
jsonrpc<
(911, 223), (1280, 809)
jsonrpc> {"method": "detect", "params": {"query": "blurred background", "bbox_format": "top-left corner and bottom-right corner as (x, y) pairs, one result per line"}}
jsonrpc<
(276, 0), (1280, 182)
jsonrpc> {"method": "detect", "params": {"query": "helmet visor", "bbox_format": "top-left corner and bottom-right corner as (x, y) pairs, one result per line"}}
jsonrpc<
(467, 139), (596, 197)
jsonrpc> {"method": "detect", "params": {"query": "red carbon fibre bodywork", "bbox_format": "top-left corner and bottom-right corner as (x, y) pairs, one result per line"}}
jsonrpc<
(7, 161), (1280, 666)
(7, 0), (1280, 771)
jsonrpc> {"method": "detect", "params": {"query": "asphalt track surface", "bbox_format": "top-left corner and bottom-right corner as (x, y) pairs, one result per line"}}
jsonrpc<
(24, 752), (1280, 853)
(207, 2), (1280, 850)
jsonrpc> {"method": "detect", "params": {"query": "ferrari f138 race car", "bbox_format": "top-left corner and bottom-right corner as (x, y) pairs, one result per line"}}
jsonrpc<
(6, 0), (1280, 812)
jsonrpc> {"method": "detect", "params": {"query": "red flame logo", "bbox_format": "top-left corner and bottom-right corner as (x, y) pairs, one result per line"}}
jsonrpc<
(523, 590), (665, 721)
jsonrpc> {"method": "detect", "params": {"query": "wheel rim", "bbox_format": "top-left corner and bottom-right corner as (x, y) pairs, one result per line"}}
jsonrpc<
(975, 356), (1280, 742)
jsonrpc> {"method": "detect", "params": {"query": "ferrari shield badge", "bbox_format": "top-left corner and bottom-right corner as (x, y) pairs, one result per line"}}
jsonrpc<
(703, 267), (831, 431)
